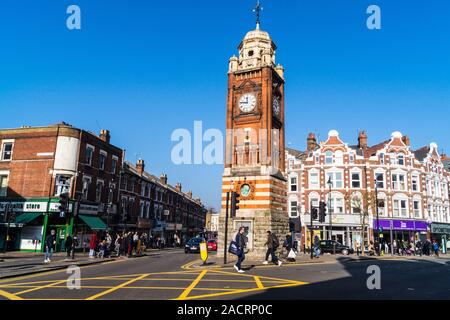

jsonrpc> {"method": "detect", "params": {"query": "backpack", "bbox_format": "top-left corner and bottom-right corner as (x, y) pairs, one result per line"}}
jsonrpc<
(272, 234), (279, 248)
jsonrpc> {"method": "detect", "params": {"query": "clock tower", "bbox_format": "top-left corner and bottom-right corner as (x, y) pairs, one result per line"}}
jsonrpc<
(218, 3), (289, 259)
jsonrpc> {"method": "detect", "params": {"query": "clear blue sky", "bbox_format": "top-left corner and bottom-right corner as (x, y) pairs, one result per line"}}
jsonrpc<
(1, 0), (449, 209)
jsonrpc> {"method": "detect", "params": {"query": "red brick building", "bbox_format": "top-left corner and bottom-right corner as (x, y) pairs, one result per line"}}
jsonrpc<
(0, 123), (123, 252)
(286, 130), (450, 251)
(119, 159), (207, 245)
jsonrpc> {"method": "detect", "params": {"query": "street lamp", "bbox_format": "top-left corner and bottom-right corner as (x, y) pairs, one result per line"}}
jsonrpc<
(374, 178), (380, 255)
(2, 202), (13, 253)
(327, 176), (333, 242)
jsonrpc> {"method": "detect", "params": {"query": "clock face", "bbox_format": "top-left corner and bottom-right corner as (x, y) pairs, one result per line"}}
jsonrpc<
(240, 184), (251, 197)
(239, 93), (257, 113)
(273, 98), (280, 115)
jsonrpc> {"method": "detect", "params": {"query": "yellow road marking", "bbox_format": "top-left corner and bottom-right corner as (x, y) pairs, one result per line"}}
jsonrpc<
(14, 279), (68, 295)
(85, 273), (150, 300)
(254, 276), (264, 289)
(0, 258), (126, 284)
(210, 269), (308, 285)
(176, 270), (208, 300)
(0, 289), (23, 300)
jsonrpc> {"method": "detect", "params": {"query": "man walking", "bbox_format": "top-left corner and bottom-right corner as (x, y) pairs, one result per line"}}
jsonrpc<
(263, 231), (282, 266)
(65, 234), (73, 259)
(44, 230), (56, 263)
(233, 226), (247, 273)
(313, 235), (321, 258)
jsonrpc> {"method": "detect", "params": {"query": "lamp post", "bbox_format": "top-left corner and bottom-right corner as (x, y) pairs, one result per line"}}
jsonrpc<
(2, 202), (12, 253)
(374, 178), (380, 255)
(327, 176), (333, 241)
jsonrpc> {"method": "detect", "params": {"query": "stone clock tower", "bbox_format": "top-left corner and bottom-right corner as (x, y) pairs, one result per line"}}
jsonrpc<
(218, 5), (289, 259)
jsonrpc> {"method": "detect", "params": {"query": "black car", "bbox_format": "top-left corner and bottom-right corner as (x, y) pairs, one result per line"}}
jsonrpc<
(184, 237), (203, 254)
(319, 240), (354, 255)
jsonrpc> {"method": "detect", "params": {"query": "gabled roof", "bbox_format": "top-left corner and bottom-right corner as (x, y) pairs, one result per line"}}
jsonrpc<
(413, 146), (429, 162)
(286, 147), (307, 160)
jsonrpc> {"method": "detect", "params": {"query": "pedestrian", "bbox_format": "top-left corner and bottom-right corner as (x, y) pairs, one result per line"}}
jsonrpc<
(133, 232), (139, 254)
(127, 232), (133, 257)
(65, 234), (73, 259)
(115, 233), (122, 257)
(233, 226), (247, 273)
(263, 231), (282, 266)
(433, 240), (440, 257)
(393, 240), (398, 255)
(44, 230), (56, 263)
(415, 239), (422, 256)
(105, 232), (112, 255)
(368, 241), (375, 256)
(384, 242), (389, 255)
(89, 232), (98, 259)
(313, 235), (321, 258)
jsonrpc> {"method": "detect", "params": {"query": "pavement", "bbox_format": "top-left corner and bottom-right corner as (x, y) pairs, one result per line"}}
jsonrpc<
(0, 248), (178, 279)
(0, 250), (449, 300)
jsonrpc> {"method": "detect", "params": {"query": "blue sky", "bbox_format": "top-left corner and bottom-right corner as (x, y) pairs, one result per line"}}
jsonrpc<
(1, 0), (449, 209)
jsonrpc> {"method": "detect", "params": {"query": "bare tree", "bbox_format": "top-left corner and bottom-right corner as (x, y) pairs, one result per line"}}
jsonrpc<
(351, 191), (376, 256)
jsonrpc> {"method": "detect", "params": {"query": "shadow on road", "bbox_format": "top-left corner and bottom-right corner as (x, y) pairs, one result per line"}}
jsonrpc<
(239, 256), (450, 300)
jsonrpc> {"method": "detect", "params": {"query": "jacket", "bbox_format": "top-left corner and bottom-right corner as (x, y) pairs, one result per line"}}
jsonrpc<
(235, 233), (246, 250)
(45, 234), (55, 249)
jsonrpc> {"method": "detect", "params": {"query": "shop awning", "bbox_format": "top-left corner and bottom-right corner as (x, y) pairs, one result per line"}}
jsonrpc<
(78, 215), (108, 231)
(15, 212), (42, 225)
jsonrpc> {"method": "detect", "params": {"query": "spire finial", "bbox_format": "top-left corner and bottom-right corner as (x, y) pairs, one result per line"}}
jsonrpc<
(253, 0), (263, 30)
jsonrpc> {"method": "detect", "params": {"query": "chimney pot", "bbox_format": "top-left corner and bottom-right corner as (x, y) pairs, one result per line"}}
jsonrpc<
(99, 129), (111, 144)
(358, 131), (368, 149)
(136, 158), (145, 175)
(307, 133), (317, 152)
(160, 174), (168, 185)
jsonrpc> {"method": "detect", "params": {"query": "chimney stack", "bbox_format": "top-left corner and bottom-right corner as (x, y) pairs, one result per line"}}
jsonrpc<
(358, 131), (368, 149)
(187, 190), (193, 199)
(402, 135), (411, 146)
(136, 159), (145, 175)
(307, 133), (317, 152)
(99, 129), (111, 144)
(160, 174), (168, 185)
(175, 182), (182, 192)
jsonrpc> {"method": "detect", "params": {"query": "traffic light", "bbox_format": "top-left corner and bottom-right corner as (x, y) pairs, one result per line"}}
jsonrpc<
(319, 201), (327, 223)
(311, 207), (318, 220)
(58, 193), (69, 217)
(230, 192), (240, 218)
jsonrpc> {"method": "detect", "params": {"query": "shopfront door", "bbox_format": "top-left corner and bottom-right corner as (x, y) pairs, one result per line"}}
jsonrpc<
(332, 231), (344, 245)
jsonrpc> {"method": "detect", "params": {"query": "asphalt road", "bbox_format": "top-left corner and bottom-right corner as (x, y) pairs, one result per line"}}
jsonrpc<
(1, 250), (449, 300)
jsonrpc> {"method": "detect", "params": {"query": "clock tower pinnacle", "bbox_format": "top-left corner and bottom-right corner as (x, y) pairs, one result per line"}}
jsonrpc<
(218, 3), (289, 259)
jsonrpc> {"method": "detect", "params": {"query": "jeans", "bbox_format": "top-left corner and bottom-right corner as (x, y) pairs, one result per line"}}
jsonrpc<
(236, 251), (245, 270)
(45, 247), (53, 260)
(313, 246), (320, 257)
(265, 248), (279, 263)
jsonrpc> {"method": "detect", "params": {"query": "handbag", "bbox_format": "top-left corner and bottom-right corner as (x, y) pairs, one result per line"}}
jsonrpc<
(288, 249), (297, 259)
(228, 241), (239, 256)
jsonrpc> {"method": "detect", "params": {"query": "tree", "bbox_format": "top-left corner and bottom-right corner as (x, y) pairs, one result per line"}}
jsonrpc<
(351, 191), (376, 256)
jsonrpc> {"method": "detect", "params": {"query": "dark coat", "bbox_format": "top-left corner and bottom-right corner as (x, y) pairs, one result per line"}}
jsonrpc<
(45, 234), (55, 249)
(65, 235), (73, 249)
(235, 233), (246, 250)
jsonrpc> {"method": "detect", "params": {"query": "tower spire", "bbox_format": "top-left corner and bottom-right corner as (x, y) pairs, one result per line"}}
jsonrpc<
(253, 0), (263, 30)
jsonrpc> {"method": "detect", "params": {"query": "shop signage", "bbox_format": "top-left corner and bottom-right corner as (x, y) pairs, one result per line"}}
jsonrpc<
(431, 223), (450, 234)
(166, 223), (183, 231)
(137, 218), (152, 229)
(0, 202), (48, 213)
(49, 202), (74, 213)
(374, 219), (428, 231)
(78, 204), (99, 215)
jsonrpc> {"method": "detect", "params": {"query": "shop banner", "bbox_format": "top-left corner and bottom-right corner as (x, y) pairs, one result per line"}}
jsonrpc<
(431, 223), (450, 234)
(0, 202), (48, 213)
(374, 219), (428, 231)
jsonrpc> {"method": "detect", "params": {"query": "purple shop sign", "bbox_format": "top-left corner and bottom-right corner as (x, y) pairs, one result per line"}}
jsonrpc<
(374, 219), (428, 231)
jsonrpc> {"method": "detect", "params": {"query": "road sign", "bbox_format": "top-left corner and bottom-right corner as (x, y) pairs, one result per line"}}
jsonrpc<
(200, 241), (208, 264)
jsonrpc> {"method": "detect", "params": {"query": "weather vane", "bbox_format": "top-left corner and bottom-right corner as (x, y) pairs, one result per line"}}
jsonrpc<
(253, 0), (263, 29)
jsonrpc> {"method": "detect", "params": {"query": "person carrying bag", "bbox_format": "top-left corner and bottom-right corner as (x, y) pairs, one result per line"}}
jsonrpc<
(230, 227), (246, 273)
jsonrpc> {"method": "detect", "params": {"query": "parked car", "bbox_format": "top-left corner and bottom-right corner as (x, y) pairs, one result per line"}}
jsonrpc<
(184, 237), (203, 254)
(207, 239), (217, 251)
(319, 240), (354, 255)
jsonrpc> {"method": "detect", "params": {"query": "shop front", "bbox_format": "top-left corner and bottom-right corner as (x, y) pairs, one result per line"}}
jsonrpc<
(430, 223), (450, 254)
(165, 223), (183, 246)
(301, 213), (366, 249)
(0, 199), (74, 252)
(373, 219), (428, 249)
(73, 203), (108, 251)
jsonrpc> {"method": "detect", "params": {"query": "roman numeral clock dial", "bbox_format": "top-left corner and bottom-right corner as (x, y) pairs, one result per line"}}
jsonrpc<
(239, 93), (257, 113)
